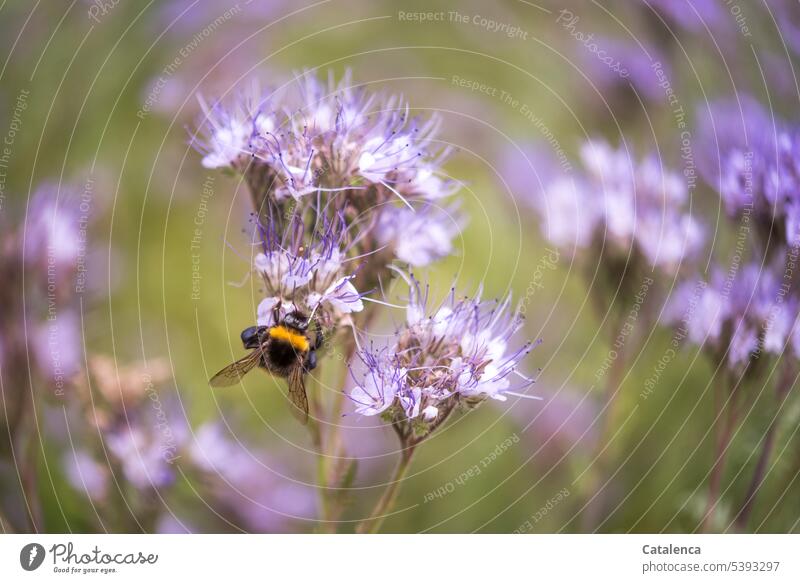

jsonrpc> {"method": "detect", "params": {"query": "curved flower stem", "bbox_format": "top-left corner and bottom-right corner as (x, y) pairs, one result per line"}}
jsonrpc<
(306, 368), (334, 531)
(326, 333), (358, 459)
(701, 368), (739, 533)
(356, 446), (416, 534)
(321, 312), (377, 525)
(21, 432), (42, 532)
(579, 316), (627, 530)
(734, 361), (795, 530)
(311, 332), (359, 530)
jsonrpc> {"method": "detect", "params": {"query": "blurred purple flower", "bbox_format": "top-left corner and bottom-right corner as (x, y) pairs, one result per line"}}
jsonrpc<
(697, 96), (800, 248)
(63, 448), (110, 502)
(641, 0), (728, 33)
(500, 142), (570, 209)
(22, 183), (85, 299)
(532, 139), (704, 270)
(153, 0), (286, 36)
(104, 403), (189, 491)
(376, 202), (465, 266)
(513, 387), (599, 465)
(189, 423), (316, 532)
(579, 37), (673, 103)
(1, 182), (88, 447)
(760, 51), (799, 101)
(663, 260), (799, 368)
(771, 0), (800, 57)
(33, 308), (82, 386)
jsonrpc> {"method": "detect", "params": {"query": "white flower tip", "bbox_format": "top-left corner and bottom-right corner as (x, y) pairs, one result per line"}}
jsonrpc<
(422, 405), (438, 421)
(359, 151), (376, 172)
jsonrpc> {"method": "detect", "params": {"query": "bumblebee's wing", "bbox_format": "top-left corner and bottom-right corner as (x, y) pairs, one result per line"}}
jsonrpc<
(209, 350), (262, 387)
(287, 365), (309, 425)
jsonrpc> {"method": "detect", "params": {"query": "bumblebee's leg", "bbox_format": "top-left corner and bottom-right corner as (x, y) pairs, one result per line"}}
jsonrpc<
(304, 349), (317, 372)
(272, 299), (282, 326)
(313, 321), (324, 350)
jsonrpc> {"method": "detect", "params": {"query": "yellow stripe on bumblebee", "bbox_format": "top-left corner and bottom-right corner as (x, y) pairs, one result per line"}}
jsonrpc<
(269, 325), (310, 352)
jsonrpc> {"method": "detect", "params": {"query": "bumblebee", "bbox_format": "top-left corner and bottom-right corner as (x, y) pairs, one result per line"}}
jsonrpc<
(209, 302), (323, 424)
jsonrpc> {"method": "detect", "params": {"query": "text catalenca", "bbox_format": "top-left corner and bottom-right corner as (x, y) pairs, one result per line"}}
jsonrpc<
(642, 544), (701, 555)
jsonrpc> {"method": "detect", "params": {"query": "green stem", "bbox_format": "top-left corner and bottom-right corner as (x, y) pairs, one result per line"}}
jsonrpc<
(356, 446), (416, 534)
(307, 368), (333, 532)
(321, 320), (370, 527)
(579, 315), (627, 530)
(734, 362), (795, 530)
(326, 333), (357, 460)
(22, 432), (42, 532)
(701, 368), (739, 533)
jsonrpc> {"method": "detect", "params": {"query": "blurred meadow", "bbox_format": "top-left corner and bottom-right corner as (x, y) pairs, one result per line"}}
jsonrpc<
(1, 0), (800, 533)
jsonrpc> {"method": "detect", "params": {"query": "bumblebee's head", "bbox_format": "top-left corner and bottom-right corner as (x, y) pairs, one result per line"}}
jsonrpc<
(283, 311), (309, 332)
(241, 325), (267, 349)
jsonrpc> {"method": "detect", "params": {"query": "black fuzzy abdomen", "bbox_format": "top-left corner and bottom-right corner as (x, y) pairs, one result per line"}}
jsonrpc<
(265, 338), (302, 372)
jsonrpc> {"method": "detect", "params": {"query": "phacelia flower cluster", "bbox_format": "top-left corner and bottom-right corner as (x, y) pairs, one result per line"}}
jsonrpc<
(69, 356), (187, 492)
(1, 183), (86, 447)
(348, 277), (538, 444)
(62, 356), (317, 532)
(536, 140), (704, 271)
(189, 422), (317, 532)
(193, 71), (538, 529)
(197, 71), (453, 199)
(252, 212), (365, 331)
(195, 70), (463, 268)
(662, 260), (799, 370)
(698, 96), (800, 251)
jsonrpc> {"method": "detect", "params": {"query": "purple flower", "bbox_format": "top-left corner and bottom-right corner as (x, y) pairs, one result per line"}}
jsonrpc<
(642, 0), (729, 34)
(195, 84), (272, 170)
(24, 183), (83, 289)
(696, 96), (800, 248)
(662, 276), (726, 345)
(195, 70), (458, 204)
(349, 354), (405, 417)
(663, 260), (799, 368)
(196, 70), (464, 286)
(536, 175), (598, 249)
(500, 141), (573, 209)
(376, 202), (465, 267)
(348, 276), (538, 440)
(761, 51), (799, 101)
(104, 408), (187, 490)
(771, 0), (800, 57)
(153, 0), (286, 37)
(252, 213), (366, 326)
(533, 139), (704, 270)
(71, 357), (190, 492)
(189, 423), (316, 532)
(63, 448), (109, 502)
(309, 275), (364, 314)
(1, 182), (87, 411)
(33, 308), (82, 386)
(155, 513), (193, 534)
(579, 37), (673, 103)
(512, 386), (599, 465)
